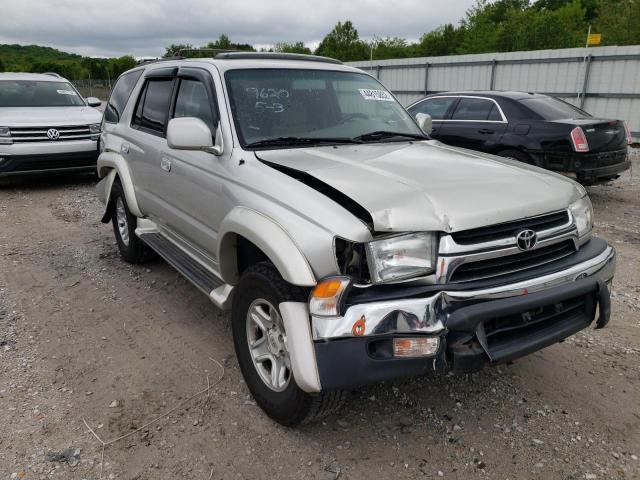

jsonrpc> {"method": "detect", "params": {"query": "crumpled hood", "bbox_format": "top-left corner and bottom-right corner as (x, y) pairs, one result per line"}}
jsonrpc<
(257, 141), (584, 233)
(0, 106), (102, 127)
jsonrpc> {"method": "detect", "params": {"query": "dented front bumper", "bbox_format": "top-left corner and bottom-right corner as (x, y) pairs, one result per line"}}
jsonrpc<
(311, 240), (615, 390)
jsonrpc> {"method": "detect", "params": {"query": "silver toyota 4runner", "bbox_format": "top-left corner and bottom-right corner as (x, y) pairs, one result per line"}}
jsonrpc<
(96, 52), (615, 426)
(0, 72), (102, 177)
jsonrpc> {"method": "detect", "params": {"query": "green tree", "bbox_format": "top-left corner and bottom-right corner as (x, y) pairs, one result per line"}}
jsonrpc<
(164, 43), (193, 57)
(594, 0), (640, 45)
(0, 58), (4, 72)
(315, 21), (369, 61)
(204, 35), (255, 52)
(273, 41), (312, 54)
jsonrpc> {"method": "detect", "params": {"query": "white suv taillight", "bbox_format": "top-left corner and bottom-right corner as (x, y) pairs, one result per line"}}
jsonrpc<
(623, 121), (633, 145)
(570, 126), (589, 153)
(0, 126), (12, 145)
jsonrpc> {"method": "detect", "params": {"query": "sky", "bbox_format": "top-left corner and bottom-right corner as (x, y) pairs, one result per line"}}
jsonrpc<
(0, 0), (476, 58)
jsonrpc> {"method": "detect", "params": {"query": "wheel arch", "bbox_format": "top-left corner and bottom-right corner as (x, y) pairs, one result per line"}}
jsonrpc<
(96, 151), (142, 222)
(218, 207), (317, 287)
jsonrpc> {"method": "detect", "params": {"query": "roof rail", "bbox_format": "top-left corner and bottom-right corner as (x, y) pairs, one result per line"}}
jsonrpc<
(43, 72), (62, 78)
(178, 48), (238, 57)
(214, 52), (342, 64)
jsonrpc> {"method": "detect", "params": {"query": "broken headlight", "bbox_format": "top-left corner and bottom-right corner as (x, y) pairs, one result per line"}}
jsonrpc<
(365, 232), (437, 284)
(569, 195), (593, 239)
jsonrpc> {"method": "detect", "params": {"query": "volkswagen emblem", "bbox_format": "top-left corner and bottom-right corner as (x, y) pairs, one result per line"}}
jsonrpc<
(46, 128), (60, 140)
(516, 229), (537, 251)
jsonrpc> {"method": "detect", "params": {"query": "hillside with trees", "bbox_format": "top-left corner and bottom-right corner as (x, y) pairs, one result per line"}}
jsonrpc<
(1, 0), (639, 78)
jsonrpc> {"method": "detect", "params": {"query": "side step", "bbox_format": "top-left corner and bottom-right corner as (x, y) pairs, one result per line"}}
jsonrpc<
(138, 232), (232, 309)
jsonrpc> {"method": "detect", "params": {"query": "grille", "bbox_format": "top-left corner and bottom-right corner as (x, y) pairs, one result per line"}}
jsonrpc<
(449, 240), (576, 283)
(451, 210), (570, 245)
(9, 125), (94, 143)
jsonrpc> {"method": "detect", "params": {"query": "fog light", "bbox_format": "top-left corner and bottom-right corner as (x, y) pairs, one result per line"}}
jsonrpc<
(393, 337), (439, 358)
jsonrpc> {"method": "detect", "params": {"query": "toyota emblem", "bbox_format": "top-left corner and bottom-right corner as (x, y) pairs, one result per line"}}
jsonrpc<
(47, 128), (60, 140)
(516, 229), (537, 251)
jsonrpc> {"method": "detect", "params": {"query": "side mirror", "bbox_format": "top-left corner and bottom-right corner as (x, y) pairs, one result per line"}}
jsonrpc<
(167, 117), (223, 155)
(415, 113), (433, 135)
(86, 97), (102, 107)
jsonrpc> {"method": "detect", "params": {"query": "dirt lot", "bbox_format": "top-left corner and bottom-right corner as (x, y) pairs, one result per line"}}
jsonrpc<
(1, 153), (639, 480)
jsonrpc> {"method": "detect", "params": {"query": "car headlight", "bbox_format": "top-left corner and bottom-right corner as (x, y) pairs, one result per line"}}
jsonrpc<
(569, 196), (593, 238)
(0, 127), (12, 145)
(365, 232), (437, 283)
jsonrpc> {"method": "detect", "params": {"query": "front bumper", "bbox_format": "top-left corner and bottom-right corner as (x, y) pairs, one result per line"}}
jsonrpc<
(0, 140), (98, 176)
(311, 239), (615, 390)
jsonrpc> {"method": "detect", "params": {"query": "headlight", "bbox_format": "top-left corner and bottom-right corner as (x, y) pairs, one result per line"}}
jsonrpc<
(569, 196), (593, 238)
(365, 232), (437, 283)
(0, 126), (12, 145)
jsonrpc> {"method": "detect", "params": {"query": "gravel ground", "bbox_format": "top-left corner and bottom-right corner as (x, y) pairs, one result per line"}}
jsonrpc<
(0, 152), (639, 480)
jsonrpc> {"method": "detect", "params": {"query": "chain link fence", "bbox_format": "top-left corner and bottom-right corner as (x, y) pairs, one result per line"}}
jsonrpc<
(71, 79), (112, 101)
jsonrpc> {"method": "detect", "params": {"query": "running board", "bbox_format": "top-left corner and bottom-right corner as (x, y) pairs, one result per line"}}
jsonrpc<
(138, 232), (233, 310)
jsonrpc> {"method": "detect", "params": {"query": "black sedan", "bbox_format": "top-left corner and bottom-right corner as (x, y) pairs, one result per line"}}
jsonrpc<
(407, 91), (632, 184)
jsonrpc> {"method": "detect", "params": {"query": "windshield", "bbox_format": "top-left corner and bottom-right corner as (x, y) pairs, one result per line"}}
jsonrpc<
(520, 96), (590, 120)
(0, 80), (85, 107)
(225, 69), (424, 148)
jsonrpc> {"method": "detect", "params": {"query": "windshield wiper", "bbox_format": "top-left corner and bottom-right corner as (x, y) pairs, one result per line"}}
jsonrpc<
(353, 131), (428, 142)
(245, 136), (362, 148)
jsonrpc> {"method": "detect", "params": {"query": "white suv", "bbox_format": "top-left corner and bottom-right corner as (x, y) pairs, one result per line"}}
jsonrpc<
(0, 72), (103, 177)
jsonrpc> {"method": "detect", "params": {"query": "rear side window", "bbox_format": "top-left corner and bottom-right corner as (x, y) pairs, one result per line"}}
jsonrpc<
(104, 70), (143, 123)
(520, 97), (590, 120)
(452, 97), (502, 121)
(173, 79), (218, 133)
(132, 78), (175, 135)
(409, 97), (456, 120)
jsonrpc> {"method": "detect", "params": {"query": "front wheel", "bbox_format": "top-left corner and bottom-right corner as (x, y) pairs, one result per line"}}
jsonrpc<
(231, 262), (345, 426)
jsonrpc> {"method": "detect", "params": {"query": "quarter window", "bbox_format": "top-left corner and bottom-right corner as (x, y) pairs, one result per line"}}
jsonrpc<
(173, 79), (217, 133)
(132, 78), (175, 134)
(104, 69), (143, 123)
(451, 97), (502, 121)
(409, 97), (456, 120)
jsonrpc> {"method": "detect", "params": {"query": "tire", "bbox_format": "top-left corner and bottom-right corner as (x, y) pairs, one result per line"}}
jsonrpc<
(496, 149), (535, 165)
(231, 262), (345, 426)
(110, 180), (153, 264)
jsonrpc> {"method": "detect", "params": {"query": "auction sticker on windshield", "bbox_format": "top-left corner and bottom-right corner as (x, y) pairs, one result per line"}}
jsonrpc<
(56, 90), (77, 95)
(359, 89), (394, 102)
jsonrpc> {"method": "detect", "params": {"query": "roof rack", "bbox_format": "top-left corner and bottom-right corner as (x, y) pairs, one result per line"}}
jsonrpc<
(43, 72), (62, 78)
(214, 52), (342, 64)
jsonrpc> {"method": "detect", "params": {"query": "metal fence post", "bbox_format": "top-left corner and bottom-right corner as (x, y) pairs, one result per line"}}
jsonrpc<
(424, 62), (430, 95)
(579, 54), (593, 109)
(489, 59), (498, 90)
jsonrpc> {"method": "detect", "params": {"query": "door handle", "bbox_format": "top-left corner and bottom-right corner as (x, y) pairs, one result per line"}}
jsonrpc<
(160, 157), (171, 172)
(478, 128), (494, 134)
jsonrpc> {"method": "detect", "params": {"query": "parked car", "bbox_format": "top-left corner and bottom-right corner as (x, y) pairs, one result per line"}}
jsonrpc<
(0, 72), (102, 177)
(407, 91), (632, 185)
(96, 53), (615, 426)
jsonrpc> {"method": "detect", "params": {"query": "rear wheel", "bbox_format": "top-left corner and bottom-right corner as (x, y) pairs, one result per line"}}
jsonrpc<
(231, 262), (345, 426)
(110, 180), (153, 263)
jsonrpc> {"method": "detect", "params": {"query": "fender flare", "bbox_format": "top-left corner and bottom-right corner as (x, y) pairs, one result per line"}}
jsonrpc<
(218, 207), (316, 287)
(96, 151), (143, 220)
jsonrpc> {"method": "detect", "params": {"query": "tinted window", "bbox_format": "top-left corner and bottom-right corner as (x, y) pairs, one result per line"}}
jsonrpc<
(104, 70), (143, 123)
(173, 79), (217, 132)
(409, 97), (456, 120)
(520, 96), (590, 120)
(132, 78), (174, 134)
(452, 97), (501, 121)
(0, 80), (85, 107)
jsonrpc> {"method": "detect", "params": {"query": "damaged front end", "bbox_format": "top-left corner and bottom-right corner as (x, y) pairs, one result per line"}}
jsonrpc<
(311, 239), (615, 391)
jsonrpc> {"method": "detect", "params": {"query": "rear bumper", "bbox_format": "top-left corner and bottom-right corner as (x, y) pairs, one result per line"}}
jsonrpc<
(530, 148), (630, 181)
(311, 240), (615, 391)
